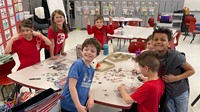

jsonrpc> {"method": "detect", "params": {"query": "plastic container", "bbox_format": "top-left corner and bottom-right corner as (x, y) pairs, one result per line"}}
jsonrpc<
(103, 44), (109, 55)
(196, 24), (200, 31)
(135, 49), (141, 57)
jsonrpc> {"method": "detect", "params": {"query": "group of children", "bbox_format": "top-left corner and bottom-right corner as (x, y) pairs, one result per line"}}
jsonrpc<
(5, 8), (195, 112)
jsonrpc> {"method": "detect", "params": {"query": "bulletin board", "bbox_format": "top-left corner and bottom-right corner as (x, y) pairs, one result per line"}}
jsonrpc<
(0, 0), (24, 55)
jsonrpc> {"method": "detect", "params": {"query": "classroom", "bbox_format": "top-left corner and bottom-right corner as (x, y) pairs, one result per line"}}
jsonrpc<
(0, 0), (200, 112)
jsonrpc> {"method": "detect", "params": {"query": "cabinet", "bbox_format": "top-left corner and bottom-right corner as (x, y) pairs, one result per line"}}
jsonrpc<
(172, 13), (183, 30)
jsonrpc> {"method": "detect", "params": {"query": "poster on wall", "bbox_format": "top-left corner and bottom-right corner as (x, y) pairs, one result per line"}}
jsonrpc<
(16, 13), (20, 21)
(2, 19), (9, 30)
(0, 46), (4, 55)
(10, 16), (16, 26)
(12, 26), (17, 35)
(18, 3), (23, 11)
(0, 0), (5, 7)
(19, 12), (24, 20)
(18, 0), (22, 2)
(8, 7), (14, 16)
(13, 0), (18, 4)
(4, 29), (11, 40)
(7, 0), (13, 6)
(0, 8), (7, 19)
(14, 4), (19, 12)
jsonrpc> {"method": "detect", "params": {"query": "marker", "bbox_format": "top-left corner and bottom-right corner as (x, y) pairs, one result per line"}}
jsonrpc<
(29, 78), (41, 80)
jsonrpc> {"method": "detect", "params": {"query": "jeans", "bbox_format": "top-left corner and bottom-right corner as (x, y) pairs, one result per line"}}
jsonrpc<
(166, 90), (189, 112)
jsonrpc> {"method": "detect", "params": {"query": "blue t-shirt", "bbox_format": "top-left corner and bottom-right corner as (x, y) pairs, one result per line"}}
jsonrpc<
(61, 59), (94, 112)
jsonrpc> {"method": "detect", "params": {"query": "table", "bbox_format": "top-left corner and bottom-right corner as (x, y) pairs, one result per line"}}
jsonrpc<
(8, 49), (141, 110)
(104, 17), (143, 26)
(107, 26), (177, 49)
(8, 49), (76, 91)
(91, 52), (142, 109)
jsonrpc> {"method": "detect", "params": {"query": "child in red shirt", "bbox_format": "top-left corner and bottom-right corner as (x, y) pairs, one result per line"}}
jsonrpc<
(45, 9), (69, 60)
(85, 15), (114, 47)
(118, 50), (165, 112)
(5, 19), (52, 100)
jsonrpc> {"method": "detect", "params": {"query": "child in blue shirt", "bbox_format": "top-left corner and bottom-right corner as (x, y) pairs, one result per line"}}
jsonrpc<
(61, 38), (101, 112)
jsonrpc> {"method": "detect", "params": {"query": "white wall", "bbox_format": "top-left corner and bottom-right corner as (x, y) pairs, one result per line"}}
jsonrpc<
(184, 0), (200, 11)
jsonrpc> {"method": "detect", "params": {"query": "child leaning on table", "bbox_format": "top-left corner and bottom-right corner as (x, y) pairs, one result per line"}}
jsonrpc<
(152, 28), (195, 112)
(5, 19), (52, 100)
(118, 50), (165, 112)
(85, 15), (114, 47)
(61, 38), (101, 112)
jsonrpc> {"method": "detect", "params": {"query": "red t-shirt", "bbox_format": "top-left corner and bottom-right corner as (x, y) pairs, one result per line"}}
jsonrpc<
(47, 26), (68, 55)
(87, 25), (114, 47)
(12, 36), (45, 70)
(131, 78), (165, 112)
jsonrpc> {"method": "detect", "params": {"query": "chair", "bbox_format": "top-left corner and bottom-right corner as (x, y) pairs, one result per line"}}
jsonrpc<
(128, 38), (146, 53)
(0, 58), (16, 101)
(148, 18), (154, 27)
(112, 21), (120, 30)
(169, 31), (181, 49)
(183, 17), (200, 43)
(127, 21), (139, 26)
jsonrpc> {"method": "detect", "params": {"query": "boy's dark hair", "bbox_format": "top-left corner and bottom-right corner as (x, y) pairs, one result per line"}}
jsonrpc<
(82, 38), (102, 56)
(19, 19), (33, 30)
(146, 34), (153, 43)
(152, 27), (172, 41)
(136, 50), (160, 72)
(95, 15), (104, 22)
(51, 9), (69, 33)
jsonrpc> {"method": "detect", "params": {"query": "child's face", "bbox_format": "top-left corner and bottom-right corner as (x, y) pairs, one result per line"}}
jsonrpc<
(95, 19), (104, 29)
(20, 26), (33, 39)
(152, 33), (169, 53)
(146, 40), (153, 50)
(82, 44), (97, 63)
(53, 13), (65, 26)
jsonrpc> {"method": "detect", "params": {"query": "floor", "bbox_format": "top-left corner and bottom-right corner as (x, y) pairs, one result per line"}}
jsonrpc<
(1, 30), (200, 112)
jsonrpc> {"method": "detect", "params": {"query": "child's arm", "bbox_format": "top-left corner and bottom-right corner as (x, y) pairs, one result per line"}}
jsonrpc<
(109, 16), (113, 25)
(49, 39), (57, 60)
(85, 15), (90, 25)
(32, 31), (52, 46)
(162, 62), (195, 83)
(118, 85), (134, 104)
(107, 16), (114, 35)
(61, 39), (67, 56)
(5, 33), (21, 54)
(86, 90), (94, 110)
(69, 78), (87, 112)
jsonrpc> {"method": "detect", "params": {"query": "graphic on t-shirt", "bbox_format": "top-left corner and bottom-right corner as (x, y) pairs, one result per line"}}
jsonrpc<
(82, 73), (92, 88)
(57, 33), (65, 44)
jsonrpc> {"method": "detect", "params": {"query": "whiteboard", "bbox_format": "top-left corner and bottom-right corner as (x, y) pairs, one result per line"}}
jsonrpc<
(184, 0), (200, 11)
(46, 0), (68, 23)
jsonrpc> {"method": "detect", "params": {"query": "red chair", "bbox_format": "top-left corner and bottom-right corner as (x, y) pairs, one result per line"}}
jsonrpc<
(112, 21), (120, 29)
(127, 21), (138, 26)
(148, 18), (154, 27)
(169, 31), (181, 49)
(128, 38), (146, 53)
(0, 58), (16, 101)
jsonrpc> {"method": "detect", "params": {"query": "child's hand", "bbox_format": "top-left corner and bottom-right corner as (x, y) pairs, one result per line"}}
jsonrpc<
(51, 56), (57, 60)
(32, 31), (41, 37)
(162, 74), (177, 83)
(86, 97), (94, 109)
(118, 85), (126, 92)
(12, 33), (21, 40)
(109, 16), (113, 23)
(130, 86), (138, 92)
(61, 52), (67, 56)
(76, 105), (87, 112)
(85, 15), (89, 21)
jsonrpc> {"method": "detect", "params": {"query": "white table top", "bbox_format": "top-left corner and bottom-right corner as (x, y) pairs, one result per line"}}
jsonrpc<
(8, 49), (141, 109)
(108, 26), (177, 40)
(104, 17), (143, 22)
(156, 22), (173, 28)
(91, 52), (142, 109)
(8, 49), (76, 90)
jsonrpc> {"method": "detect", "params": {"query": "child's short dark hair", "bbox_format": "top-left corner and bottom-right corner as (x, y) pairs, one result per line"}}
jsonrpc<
(136, 50), (160, 72)
(19, 19), (33, 30)
(82, 38), (102, 56)
(153, 27), (172, 41)
(95, 15), (104, 22)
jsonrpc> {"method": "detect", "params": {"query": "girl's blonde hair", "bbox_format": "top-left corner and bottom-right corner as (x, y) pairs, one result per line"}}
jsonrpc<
(51, 9), (69, 33)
